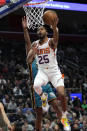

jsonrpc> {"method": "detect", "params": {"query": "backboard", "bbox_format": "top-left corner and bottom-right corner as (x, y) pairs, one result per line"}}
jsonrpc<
(0, 0), (31, 19)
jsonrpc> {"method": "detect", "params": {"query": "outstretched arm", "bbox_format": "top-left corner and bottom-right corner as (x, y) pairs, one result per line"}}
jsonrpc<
(49, 17), (59, 49)
(22, 16), (36, 64)
(22, 16), (31, 55)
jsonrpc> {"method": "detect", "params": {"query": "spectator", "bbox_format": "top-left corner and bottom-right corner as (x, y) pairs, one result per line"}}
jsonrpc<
(53, 124), (60, 131)
(0, 76), (6, 85)
(25, 110), (35, 126)
(16, 109), (26, 123)
(82, 120), (87, 130)
(42, 120), (53, 131)
(13, 86), (23, 96)
(2, 95), (11, 111)
(22, 120), (34, 131)
(81, 100), (87, 110)
(72, 123), (80, 131)
(8, 99), (17, 111)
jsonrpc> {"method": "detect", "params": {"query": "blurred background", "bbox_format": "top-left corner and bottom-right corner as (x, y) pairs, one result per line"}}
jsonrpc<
(0, 0), (87, 130)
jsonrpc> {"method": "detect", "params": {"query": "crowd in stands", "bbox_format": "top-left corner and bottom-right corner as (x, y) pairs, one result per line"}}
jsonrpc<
(0, 38), (87, 130)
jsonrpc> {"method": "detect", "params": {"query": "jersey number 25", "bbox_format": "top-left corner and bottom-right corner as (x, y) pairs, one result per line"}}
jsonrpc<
(38, 55), (49, 64)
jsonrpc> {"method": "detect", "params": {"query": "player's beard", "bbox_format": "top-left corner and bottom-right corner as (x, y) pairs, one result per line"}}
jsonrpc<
(38, 33), (46, 40)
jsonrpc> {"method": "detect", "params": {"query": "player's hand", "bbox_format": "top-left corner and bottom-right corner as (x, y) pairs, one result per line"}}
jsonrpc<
(32, 44), (38, 55)
(8, 125), (13, 131)
(8, 124), (15, 131)
(50, 17), (58, 30)
(22, 16), (27, 30)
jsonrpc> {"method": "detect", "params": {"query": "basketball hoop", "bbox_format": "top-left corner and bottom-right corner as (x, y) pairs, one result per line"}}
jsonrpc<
(23, 0), (53, 30)
(25, 0), (48, 5)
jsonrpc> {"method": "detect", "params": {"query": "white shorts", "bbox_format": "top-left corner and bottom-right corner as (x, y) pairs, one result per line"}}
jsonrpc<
(34, 66), (64, 88)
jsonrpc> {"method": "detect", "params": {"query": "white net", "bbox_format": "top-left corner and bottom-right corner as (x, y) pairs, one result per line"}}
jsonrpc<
(23, 7), (45, 30)
(23, 0), (52, 30)
(10, 0), (20, 3)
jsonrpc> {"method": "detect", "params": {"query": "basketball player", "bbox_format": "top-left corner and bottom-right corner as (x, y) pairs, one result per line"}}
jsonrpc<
(32, 59), (63, 131)
(0, 102), (13, 130)
(22, 16), (63, 131)
(22, 16), (70, 130)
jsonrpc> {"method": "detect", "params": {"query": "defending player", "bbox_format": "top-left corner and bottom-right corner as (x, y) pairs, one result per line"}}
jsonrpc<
(22, 16), (70, 131)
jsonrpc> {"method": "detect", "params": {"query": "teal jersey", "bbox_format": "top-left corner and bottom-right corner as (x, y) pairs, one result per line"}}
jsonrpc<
(32, 59), (37, 79)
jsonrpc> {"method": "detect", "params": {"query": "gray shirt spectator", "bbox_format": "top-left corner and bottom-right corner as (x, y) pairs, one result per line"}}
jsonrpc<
(8, 100), (17, 110)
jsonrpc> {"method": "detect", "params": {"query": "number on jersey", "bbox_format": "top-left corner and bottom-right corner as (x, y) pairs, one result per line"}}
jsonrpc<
(38, 55), (49, 64)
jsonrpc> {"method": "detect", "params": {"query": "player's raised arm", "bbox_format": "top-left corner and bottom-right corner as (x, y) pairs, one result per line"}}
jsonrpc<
(22, 16), (31, 55)
(49, 17), (59, 49)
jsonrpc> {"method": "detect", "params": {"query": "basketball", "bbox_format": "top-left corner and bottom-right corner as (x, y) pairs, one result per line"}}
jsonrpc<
(42, 10), (58, 26)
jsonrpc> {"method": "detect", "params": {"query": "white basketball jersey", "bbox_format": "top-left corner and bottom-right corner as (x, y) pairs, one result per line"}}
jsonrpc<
(35, 38), (58, 69)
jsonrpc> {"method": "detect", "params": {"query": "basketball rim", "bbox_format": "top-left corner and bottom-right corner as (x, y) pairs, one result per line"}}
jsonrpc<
(24, 0), (48, 6)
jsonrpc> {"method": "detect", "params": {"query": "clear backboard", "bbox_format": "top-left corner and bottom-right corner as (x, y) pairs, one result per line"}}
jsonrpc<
(0, 0), (31, 19)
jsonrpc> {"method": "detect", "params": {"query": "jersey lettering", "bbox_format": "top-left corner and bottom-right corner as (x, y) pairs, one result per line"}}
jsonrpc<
(38, 47), (50, 55)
